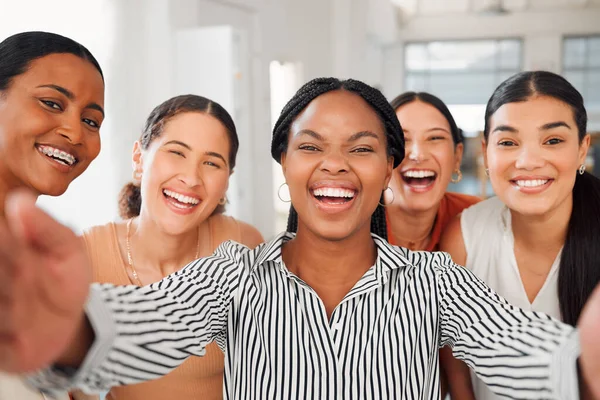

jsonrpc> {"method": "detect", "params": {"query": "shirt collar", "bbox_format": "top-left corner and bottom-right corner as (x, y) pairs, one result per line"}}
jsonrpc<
(251, 232), (415, 282)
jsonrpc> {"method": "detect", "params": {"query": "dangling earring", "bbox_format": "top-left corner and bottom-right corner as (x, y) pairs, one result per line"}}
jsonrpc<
(579, 164), (586, 175)
(451, 169), (462, 184)
(219, 196), (227, 205)
(484, 168), (490, 177)
(277, 182), (291, 203)
(378, 187), (394, 207)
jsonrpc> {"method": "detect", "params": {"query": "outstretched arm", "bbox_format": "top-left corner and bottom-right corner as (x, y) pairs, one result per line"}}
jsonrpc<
(0, 191), (244, 394)
(436, 252), (583, 399)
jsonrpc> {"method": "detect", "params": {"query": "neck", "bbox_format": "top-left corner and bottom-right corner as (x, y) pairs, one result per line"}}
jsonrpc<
(283, 224), (377, 288)
(510, 196), (572, 252)
(386, 202), (439, 249)
(131, 212), (207, 276)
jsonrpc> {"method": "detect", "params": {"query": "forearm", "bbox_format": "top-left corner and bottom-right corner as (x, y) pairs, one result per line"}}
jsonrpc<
(438, 256), (581, 399)
(439, 346), (475, 400)
(56, 314), (94, 369)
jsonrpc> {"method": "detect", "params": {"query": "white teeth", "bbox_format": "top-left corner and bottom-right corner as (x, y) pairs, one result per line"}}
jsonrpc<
(402, 170), (436, 178)
(313, 187), (355, 198)
(163, 189), (200, 205)
(515, 179), (549, 188)
(37, 145), (76, 166)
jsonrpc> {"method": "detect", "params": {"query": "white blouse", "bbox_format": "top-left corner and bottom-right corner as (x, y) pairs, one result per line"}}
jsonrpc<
(461, 196), (562, 400)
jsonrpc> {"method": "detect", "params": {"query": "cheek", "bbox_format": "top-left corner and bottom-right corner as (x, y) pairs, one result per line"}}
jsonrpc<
(204, 170), (230, 197)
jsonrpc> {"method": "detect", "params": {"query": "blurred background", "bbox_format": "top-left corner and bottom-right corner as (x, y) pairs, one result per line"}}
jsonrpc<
(1, 0), (599, 239)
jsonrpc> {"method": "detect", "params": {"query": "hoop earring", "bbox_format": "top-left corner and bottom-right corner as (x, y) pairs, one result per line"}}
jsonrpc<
(579, 164), (586, 175)
(219, 196), (227, 206)
(277, 182), (291, 203)
(378, 187), (394, 207)
(132, 170), (142, 184)
(451, 169), (462, 184)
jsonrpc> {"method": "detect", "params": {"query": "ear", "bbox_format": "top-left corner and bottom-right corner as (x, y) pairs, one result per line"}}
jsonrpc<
(481, 137), (488, 170)
(453, 143), (464, 172)
(384, 156), (394, 188)
(579, 134), (591, 167)
(280, 151), (288, 180)
(132, 141), (143, 183)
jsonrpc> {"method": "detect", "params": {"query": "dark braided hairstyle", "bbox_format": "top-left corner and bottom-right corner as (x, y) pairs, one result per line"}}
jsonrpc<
(271, 78), (405, 239)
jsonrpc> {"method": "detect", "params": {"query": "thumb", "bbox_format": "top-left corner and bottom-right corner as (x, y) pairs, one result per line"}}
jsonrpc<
(5, 189), (76, 256)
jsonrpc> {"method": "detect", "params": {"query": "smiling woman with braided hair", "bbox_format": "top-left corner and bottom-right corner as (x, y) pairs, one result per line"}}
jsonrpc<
(1, 77), (600, 399)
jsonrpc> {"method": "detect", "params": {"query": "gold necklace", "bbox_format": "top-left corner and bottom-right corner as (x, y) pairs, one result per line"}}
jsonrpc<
(125, 218), (200, 286)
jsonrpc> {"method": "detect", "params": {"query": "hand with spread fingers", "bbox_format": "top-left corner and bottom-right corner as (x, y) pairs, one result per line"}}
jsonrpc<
(0, 190), (91, 373)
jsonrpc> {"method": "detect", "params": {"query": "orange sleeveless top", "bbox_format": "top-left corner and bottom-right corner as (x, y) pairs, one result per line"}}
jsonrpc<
(82, 214), (244, 400)
(386, 192), (480, 251)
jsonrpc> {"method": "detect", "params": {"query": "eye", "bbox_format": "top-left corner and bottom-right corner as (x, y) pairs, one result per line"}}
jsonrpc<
(204, 161), (221, 168)
(40, 99), (62, 111)
(429, 136), (446, 141)
(545, 138), (564, 145)
(169, 150), (185, 157)
(82, 118), (100, 128)
(298, 144), (320, 152)
(497, 140), (517, 147)
(351, 147), (374, 153)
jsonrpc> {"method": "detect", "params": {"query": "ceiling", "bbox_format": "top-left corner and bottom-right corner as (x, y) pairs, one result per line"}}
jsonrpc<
(389, 0), (600, 17)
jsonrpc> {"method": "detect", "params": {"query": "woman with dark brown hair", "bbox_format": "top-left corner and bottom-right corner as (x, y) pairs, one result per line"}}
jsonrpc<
(73, 95), (263, 400)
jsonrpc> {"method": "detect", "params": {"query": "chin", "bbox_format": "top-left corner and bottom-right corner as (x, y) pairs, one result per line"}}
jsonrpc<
(35, 181), (70, 197)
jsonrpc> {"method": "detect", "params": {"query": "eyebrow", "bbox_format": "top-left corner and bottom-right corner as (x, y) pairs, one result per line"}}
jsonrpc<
(164, 140), (228, 165)
(37, 84), (105, 117)
(541, 121), (571, 130)
(296, 129), (324, 141)
(296, 129), (381, 142)
(491, 124), (518, 134)
(492, 121), (572, 134)
(348, 131), (381, 142)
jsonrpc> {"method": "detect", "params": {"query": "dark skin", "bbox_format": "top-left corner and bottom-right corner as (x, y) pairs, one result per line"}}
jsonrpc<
(0, 90), (599, 400)
(280, 90), (393, 318)
(0, 53), (105, 215)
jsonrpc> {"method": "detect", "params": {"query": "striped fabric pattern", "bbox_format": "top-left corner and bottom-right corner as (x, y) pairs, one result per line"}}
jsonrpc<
(32, 233), (579, 399)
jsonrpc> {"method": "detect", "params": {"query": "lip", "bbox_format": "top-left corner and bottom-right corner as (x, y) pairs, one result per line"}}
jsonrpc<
(309, 180), (358, 214)
(35, 144), (78, 173)
(400, 169), (438, 194)
(162, 187), (203, 216)
(510, 176), (554, 194)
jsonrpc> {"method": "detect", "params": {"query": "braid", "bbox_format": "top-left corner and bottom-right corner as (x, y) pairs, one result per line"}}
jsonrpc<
(271, 77), (404, 235)
(370, 203), (388, 240)
(286, 205), (299, 233)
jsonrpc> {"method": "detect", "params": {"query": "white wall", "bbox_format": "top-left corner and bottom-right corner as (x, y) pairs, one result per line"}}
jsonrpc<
(1, 0), (338, 238)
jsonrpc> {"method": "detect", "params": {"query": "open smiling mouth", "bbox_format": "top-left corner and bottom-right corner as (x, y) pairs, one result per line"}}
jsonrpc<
(162, 189), (201, 210)
(36, 144), (78, 167)
(401, 169), (437, 189)
(312, 187), (356, 205)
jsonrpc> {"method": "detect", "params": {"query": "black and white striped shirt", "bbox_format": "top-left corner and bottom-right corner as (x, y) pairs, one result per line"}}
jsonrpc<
(33, 233), (580, 399)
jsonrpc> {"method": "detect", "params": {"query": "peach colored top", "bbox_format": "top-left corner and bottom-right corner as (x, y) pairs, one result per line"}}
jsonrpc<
(82, 214), (245, 400)
(386, 192), (481, 251)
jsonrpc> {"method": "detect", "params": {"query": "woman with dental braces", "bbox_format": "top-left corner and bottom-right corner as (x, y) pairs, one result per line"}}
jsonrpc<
(0, 77), (599, 399)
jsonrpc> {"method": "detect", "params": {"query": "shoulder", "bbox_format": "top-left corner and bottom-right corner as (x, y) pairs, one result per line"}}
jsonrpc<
(209, 214), (264, 249)
(460, 195), (504, 223)
(81, 221), (122, 255)
(438, 214), (466, 266)
(443, 192), (481, 212)
(237, 220), (265, 249)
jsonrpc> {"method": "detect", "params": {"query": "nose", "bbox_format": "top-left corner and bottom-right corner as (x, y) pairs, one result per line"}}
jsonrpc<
(320, 149), (349, 175)
(406, 139), (427, 163)
(514, 144), (545, 171)
(178, 163), (203, 188)
(56, 114), (85, 145)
